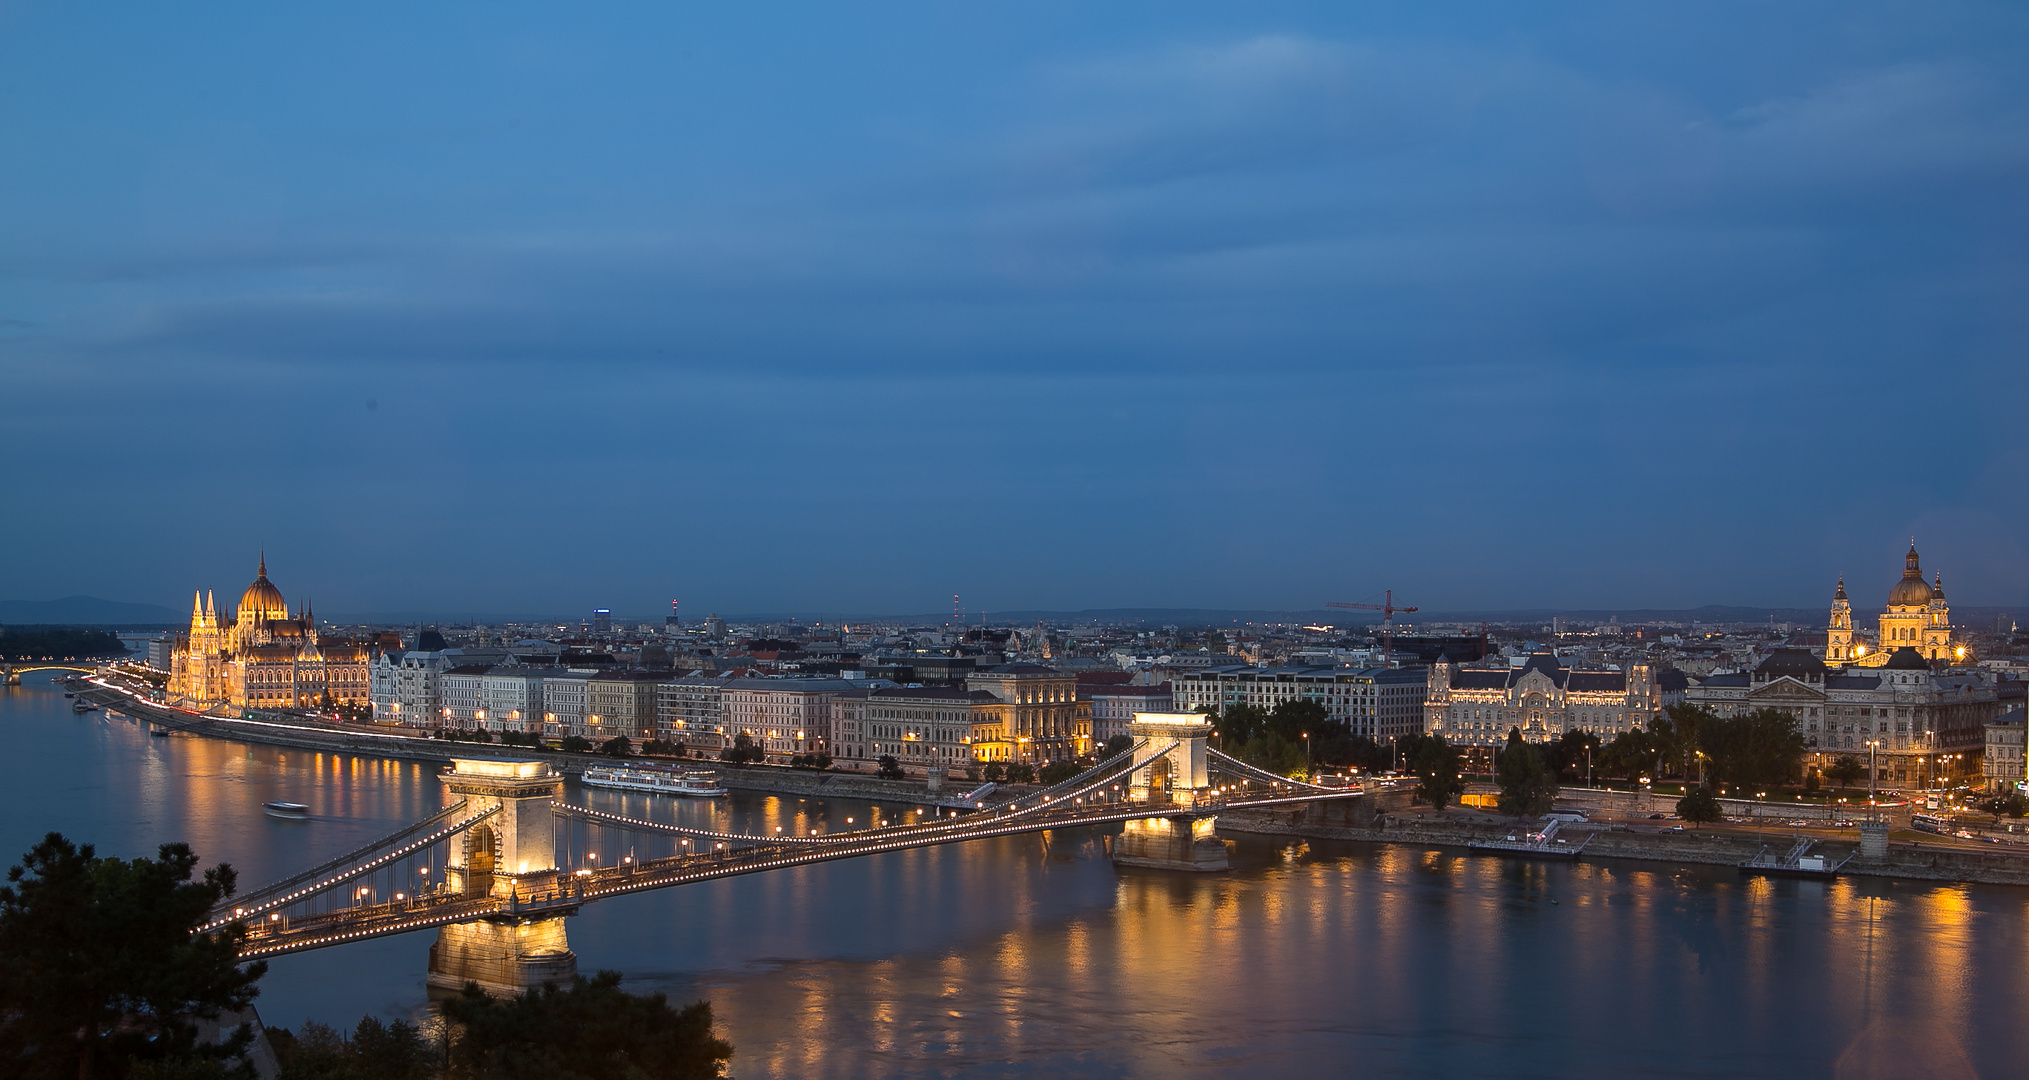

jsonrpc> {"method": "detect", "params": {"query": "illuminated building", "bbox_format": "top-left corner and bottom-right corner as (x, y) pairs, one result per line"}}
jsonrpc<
(1177, 665), (1431, 741)
(965, 664), (1085, 761)
(167, 555), (368, 713)
(1985, 709), (2025, 792)
(1424, 655), (1659, 746)
(831, 685), (1000, 769)
(1685, 647), (1998, 784)
(1827, 543), (1963, 667)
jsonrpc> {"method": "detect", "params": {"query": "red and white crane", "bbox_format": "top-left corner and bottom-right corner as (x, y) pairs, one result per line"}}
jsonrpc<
(1326, 590), (1418, 666)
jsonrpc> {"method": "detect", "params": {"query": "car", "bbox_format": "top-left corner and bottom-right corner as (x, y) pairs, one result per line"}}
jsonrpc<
(1648, 813), (1666, 819)
(1666, 825), (1685, 832)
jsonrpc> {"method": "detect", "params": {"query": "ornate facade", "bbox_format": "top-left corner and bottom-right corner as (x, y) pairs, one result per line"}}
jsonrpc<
(1827, 543), (1962, 666)
(1685, 647), (1997, 785)
(167, 556), (368, 712)
(1425, 654), (1660, 746)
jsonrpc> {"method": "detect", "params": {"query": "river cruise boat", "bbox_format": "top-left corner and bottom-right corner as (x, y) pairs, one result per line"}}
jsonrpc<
(581, 764), (728, 797)
(262, 801), (311, 818)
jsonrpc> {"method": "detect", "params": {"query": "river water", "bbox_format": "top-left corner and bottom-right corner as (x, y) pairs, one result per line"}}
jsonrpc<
(4, 672), (2025, 1079)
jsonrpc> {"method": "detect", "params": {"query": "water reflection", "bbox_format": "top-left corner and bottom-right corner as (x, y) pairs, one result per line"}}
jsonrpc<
(7, 673), (2029, 1078)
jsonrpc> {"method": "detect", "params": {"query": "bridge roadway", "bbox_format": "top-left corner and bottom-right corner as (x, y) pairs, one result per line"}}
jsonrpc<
(237, 786), (1363, 960)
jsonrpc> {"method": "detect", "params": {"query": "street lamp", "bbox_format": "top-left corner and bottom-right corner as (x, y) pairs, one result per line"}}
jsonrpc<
(1867, 740), (1882, 812)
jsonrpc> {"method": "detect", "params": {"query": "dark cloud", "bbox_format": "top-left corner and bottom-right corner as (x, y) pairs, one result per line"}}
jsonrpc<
(1, 4), (2025, 614)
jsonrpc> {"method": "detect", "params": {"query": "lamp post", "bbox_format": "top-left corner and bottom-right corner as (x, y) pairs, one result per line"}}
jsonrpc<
(1867, 739), (1881, 814)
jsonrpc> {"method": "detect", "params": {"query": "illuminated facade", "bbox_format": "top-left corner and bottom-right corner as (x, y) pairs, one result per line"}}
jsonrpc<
(1686, 647), (1998, 784)
(1424, 655), (1660, 746)
(1828, 544), (1961, 667)
(167, 556), (368, 712)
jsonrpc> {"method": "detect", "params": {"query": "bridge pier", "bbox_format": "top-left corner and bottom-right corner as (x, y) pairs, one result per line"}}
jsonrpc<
(427, 916), (578, 998)
(426, 759), (578, 997)
(1112, 713), (1230, 872)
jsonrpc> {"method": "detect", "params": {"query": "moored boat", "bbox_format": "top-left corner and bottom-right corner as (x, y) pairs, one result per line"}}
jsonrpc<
(72, 699), (101, 713)
(581, 764), (728, 797)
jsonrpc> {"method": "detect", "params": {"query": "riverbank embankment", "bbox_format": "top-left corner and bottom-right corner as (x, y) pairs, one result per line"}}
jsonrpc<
(1219, 798), (2029, 886)
(80, 686), (976, 809)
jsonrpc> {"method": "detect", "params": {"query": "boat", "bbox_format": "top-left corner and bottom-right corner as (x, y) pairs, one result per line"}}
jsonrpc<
(262, 801), (311, 818)
(581, 764), (728, 797)
(72, 700), (101, 713)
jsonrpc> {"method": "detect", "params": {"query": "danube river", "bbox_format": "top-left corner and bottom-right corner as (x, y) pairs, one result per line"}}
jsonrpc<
(4, 673), (2025, 1079)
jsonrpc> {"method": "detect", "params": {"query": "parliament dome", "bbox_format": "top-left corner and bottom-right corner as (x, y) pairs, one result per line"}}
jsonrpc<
(1886, 544), (1935, 608)
(237, 555), (289, 621)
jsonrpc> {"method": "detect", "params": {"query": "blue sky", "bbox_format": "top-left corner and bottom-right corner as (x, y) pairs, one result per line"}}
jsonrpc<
(2, 2), (2026, 619)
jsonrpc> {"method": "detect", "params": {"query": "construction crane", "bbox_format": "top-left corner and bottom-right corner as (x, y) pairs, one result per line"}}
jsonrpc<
(1326, 591), (1419, 666)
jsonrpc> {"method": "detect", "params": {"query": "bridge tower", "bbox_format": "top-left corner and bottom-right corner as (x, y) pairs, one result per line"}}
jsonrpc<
(2, 664), (16, 686)
(1113, 713), (1229, 872)
(426, 759), (579, 997)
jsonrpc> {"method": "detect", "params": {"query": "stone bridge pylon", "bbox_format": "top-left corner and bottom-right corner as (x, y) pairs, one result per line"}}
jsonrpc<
(427, 759), (578, 997)
(1112, 713), (1230, 872)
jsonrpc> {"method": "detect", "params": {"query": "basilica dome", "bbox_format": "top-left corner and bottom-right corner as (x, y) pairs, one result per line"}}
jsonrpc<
(237, 555), (289, 621)
(1886, 544), (1935, 608)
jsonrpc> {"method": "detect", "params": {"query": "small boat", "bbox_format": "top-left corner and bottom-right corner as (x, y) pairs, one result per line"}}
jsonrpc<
(262, 801), (311, 818)
(581, 765), (728, 797)
(72, 700), (101, 713)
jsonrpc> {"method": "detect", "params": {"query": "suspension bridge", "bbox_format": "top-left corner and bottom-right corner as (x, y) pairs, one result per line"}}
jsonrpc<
(203, 712), (1366, 995)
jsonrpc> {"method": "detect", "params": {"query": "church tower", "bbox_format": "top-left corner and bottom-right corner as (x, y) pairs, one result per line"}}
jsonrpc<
(1825, 577), (1854, 663)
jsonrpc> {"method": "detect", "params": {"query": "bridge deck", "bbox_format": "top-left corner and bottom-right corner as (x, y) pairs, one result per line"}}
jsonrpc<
(238, 788), (1363, 958)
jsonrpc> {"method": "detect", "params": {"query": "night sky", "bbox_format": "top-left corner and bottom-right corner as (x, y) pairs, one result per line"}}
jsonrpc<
(2, 3), (2025, 619)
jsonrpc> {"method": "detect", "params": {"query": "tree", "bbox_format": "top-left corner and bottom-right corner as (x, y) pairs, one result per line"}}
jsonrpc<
(1004, 762), (1037, 784)
(720, 734), (764, 766)
(1550, 730), (1601, 783)
(268, 1015), (436, 1080)
(1037, 760), (1083, 786)
(875, 755), (905, 780)
(1826, 755), (1866, 788)
(1700, 709), (1806, 793)
(1495, 728), (1558, 818)
(1097, 735), (1133, 760)
(1408, 734), (1464, 811)
(982, 761), (1005, 783)
(442, 970), (732, 1079)
(598, 737), (632, 758)
(1982, 792), (2027, 819)
(0, 833), (266, 1080)
(1677, 786), (1723, 824)
(559, 736), (594, 754)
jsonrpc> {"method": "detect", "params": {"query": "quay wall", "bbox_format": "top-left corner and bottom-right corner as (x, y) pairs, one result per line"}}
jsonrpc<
(84, 689), (975, 809)
(1218, 804), (2029, 886)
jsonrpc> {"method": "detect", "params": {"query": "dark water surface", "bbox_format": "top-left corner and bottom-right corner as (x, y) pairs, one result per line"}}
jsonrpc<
(4, 673), (2024, 1079)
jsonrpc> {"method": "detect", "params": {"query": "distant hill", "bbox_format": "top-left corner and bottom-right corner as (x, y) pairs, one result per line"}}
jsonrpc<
(0, 595), (181, 626)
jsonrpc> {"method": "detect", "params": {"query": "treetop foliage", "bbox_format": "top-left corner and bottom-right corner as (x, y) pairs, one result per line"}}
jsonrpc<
(0, 833), (264, 1080)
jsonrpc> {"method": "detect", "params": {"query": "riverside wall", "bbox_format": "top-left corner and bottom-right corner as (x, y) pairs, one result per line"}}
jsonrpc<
(1217, 800), (2029, 886)
(84, 688), (977, 809)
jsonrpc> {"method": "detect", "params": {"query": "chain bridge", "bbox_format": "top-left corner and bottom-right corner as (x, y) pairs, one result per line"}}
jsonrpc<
(202, 712), (1364, 995)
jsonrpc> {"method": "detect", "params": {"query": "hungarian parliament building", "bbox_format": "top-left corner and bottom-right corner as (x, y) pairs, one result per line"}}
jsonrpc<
(167, 556), (370, 712)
